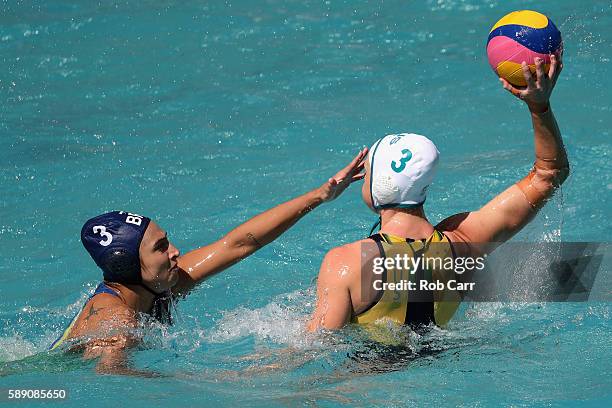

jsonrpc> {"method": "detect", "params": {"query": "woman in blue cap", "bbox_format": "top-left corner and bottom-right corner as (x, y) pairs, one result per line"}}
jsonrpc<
(49, 148), (368, 375)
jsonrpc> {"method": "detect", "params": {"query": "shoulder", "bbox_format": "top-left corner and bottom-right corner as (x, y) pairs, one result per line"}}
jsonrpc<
(322, 238), (370, 263)
(87, 292), (131, 313)
(435, 213), (474, 246)
(318, 238), (374, 281)
(73, 294), (140, 354)
(329, 237), (376, 254)
(435, 213), (470, 237)
(75, 294), (137, 336)
(435, 215), (485, 257)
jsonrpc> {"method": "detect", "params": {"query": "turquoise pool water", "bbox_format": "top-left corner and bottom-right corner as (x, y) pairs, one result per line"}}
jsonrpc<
(1, 0), (610, 406)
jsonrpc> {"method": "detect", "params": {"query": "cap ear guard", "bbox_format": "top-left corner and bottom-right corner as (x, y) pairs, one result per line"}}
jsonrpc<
(101, 249), (142, 284)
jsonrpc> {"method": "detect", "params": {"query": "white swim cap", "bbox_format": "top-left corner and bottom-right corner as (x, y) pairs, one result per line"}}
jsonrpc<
(368, 133), (439, 210)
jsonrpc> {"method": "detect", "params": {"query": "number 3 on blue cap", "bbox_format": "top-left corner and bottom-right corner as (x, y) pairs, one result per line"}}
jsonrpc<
(391, 148), (412, 173)
(93, 225), (113, 246)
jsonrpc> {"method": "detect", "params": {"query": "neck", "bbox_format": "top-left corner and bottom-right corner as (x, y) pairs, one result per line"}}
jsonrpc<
(378, 207), (434, 240)
(105, 282), (157, 313)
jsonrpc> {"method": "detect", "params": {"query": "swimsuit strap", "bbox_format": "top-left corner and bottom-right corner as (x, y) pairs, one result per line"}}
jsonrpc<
(95, 281), (172, 324)
(369, 216), (382, 236)
(92, 282), (121, 298)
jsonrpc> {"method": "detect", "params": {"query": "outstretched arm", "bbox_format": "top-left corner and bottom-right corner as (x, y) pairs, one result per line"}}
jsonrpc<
(173, 148), (368, 295)
(438, 54), (569, 253)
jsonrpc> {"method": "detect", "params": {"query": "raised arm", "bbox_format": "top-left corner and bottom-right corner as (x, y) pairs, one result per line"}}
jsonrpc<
(173, 148), (368, 295)
(438, 54), (569, 253)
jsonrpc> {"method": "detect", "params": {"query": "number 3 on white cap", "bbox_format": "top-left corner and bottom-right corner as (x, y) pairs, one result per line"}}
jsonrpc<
(93, 225), (113, 246)
(391, 148), (413, 173)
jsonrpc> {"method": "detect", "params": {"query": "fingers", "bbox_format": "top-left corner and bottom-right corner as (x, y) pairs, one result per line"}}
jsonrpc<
(521, 61), (536, 89)
(351, 172), (365, 182)
(330, 147), (368, 188)
(355, 159), (365, 172)
(349, 147), (368, 167)
(499, 77), (521, 98)
(548, 53), (563, 85)
(534, 57), (545, 85)
(339, 147), (368, 176)
(348, 151), (362, 168)
(356, 147), (368, 166)
(548, 54), (557, 79)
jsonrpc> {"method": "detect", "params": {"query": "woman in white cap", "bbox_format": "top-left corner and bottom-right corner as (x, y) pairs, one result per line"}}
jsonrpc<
(307, 56), (568, 331)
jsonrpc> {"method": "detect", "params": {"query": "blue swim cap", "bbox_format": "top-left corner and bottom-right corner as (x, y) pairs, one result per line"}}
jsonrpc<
(81, 211), (151, 284)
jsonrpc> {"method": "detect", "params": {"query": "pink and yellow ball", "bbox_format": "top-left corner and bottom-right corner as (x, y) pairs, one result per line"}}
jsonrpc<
(486, 10), (563, 87)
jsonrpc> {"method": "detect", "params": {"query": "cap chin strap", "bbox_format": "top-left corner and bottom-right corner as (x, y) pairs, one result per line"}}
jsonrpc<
(140, 282), (165, 297)
(139, 281), (174, 325)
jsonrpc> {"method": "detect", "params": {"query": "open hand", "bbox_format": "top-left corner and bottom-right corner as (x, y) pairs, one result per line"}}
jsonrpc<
(319, 147), (368, 202)
(500, 53), (563, 112)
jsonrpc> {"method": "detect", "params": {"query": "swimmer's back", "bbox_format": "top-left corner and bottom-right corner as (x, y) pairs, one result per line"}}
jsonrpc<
(309, 227), (464, 330)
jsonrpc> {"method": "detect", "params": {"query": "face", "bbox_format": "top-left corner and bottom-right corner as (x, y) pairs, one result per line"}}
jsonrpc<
(361, 157), (376, 212)
(139, 221), (180, 293)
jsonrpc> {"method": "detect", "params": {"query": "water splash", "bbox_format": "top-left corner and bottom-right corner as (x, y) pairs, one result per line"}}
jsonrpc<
(0, 333), (38, 362)
(207, 289), (313, 347)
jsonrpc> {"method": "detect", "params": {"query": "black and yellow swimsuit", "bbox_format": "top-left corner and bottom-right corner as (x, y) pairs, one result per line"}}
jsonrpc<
(351, 230), (462, 328)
